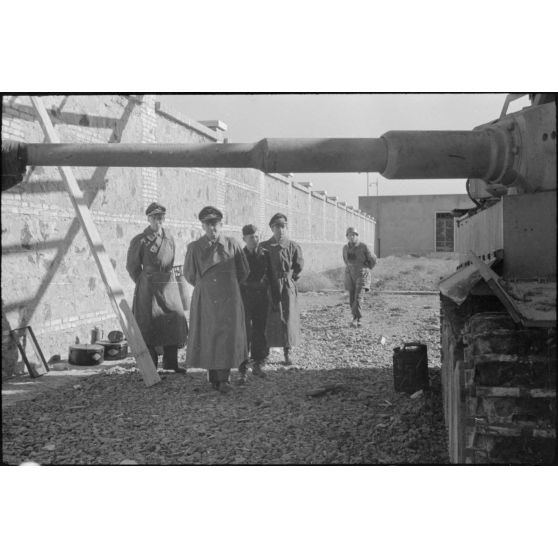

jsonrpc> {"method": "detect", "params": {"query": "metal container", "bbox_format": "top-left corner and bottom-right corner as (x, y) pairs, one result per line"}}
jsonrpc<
(68, 343), (104, 366)
(96, 339), (128, 360)
(90, 326), (103, 344)
(107, 330), (124, 343)
(393, 343), (429, 393)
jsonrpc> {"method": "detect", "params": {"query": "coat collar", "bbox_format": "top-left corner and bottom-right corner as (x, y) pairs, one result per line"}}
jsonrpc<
(267, 236), (289, 247)
(243, 244), (260, 255)
(202, 234), (226, 247)
(144, 226), (165, 242)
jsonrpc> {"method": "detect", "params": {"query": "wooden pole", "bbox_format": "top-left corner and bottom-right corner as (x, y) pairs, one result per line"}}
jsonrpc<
(30, 97), (160, 387)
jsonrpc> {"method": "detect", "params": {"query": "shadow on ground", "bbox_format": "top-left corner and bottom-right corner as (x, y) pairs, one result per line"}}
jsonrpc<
(2, 362), (448, 465)
(2, 357), (137, 408)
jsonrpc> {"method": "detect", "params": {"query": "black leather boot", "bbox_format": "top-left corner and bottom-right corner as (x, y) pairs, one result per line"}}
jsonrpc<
(163, 345), (186, 373)
(252, 361), (267, 378)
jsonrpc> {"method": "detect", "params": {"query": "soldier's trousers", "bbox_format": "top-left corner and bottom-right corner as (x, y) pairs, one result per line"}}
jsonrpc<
(241, 287), (269, 362)
(148, 345), (178, 370)
(348, 283), (365, 319)
(345, 267), (371, 320)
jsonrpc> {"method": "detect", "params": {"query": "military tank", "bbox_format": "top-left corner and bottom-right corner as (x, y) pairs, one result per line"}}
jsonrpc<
(2, 93), (555, 463)
(436, 95), (556, 464)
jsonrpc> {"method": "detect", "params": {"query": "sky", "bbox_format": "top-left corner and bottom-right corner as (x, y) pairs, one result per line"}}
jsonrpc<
(163, 94), (531, 208)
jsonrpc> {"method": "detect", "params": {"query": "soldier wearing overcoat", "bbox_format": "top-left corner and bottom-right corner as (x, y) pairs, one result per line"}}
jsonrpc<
(183, 206), (250, 393)
(126, 202), (188, 372)
(260, 213), (304, 366)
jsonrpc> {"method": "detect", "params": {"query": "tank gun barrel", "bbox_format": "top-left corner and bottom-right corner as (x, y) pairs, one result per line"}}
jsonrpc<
(13, 130), (504, 180)
(7, 101), (555, 194)
(24, 138), (388, 174)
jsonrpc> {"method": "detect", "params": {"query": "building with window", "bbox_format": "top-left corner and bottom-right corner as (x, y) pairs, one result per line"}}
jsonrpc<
(359, 193), (472, 257)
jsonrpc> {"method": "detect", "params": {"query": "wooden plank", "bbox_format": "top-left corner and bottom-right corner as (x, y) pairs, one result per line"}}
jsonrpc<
(456, 360), (466, 464)
(474, 387), (556, 399)
(468, 251), (524, 325)
(30, 97), (160, 387)
(448, 360), (466, 464)
(447, 351), (454, 461)
(465, 420), (556, 439)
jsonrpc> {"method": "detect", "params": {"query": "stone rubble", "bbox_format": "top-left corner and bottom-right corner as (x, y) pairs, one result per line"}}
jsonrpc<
(2, 292), (449, 465)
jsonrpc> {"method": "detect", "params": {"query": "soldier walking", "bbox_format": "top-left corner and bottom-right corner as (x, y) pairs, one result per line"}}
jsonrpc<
(183, 206), (249, 394)
(343, 226), (377, 327)
(126, 202), (188, 373)
(261, 213), (304, 366)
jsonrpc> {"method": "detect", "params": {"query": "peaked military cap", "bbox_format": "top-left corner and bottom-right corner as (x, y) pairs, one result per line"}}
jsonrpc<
(269, 213), (288, 227)
(145, 202), (166, 216)
(242, 224), (258, 236)
(198, 206), (223, 222)
(346, 226), (359, 236)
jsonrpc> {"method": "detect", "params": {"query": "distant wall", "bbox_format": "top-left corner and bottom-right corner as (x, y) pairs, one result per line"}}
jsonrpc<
(359, 194), (471, 257)
(1, 95), (375, 376)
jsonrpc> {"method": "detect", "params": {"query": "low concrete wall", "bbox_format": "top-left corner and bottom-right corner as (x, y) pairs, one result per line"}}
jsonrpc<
(1, 95), (375, 376)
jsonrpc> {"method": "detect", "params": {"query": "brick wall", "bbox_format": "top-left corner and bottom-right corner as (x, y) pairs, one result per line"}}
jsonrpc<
(1, 95), (375, 377)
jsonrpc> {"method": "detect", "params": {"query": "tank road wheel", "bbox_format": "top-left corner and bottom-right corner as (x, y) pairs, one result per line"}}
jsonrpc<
(441, 297), (556, 464)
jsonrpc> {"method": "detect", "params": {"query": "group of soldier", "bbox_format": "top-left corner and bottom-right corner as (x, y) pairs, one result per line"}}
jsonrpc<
(126, 202), (376, 394)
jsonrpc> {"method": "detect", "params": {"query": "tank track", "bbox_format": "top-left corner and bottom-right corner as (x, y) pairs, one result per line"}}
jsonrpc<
(441, 297), (556, 464)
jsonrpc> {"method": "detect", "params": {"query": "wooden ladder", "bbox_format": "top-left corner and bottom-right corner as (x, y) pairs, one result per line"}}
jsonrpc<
(30, 96), (160, 387)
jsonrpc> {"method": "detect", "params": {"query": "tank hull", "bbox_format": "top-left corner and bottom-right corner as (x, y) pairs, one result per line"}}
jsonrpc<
(455, 190), (556, 280)
(441, 192), (556, 463)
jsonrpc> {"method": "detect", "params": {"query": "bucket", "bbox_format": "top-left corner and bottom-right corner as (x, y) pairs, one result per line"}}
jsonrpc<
(393, 342), (429, 393)
(96, 339), (128, 360)
(68, 344), (105, 366)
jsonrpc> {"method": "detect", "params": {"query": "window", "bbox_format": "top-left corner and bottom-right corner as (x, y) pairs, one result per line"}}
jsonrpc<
(435, 212), (454, 252)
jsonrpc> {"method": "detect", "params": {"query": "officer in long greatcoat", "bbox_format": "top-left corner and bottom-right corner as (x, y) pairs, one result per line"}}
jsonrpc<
(343, 226), (377, 327)
(183, 206), (250, 394)
(126, 202), (188, 372)
(260, 213), (304, 366)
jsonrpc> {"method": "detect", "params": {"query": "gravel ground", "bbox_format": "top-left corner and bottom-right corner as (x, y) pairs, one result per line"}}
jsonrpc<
(2, 292), (449, 465)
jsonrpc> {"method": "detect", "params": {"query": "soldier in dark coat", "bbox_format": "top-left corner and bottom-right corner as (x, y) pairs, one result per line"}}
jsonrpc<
(184, 206), (250, 394)
(343, 226), (377, 327)
(260, 213), (304, 366)
(126, 202), (188, 372)
(238, 224), (269, 383)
